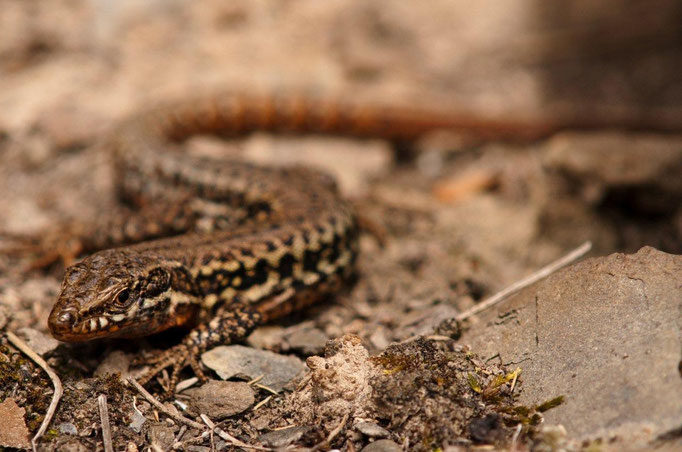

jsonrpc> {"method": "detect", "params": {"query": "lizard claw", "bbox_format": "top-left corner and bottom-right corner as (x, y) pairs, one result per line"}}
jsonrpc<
(134, 343), (208, 396)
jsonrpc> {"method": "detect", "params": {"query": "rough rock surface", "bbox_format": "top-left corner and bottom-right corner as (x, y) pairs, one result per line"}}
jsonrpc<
(0, 398), (31, 449)
(463, 246), (682, 445)
(182, 380), (255, 419)
(202, 344), (306, 391)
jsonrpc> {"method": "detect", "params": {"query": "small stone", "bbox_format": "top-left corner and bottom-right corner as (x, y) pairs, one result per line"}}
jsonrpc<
(185, 446), (211, 452)
(129, 410), (147, 433)
(58, 422), (78, 435)
(17, 327), (59, 355)
(361, 439), (402, 452)
(74, 381), (91, 391)
(246, 325), (286, 350)
(355, 422), (389, 438)
(202, 345), (305, 391)
(183, 380), (254, 419)
(146, 423), (175, 451)
(286, 327), (328, 355)
(0, 398), (30, 449)
(368, 328), (390, 351)
(250, 414), (271, 431)
(94, 350), (133, 377)
(259, 426), (310, 448)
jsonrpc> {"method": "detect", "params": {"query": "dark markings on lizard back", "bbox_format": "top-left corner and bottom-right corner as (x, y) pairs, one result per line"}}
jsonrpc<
(46, 90), (482, 391)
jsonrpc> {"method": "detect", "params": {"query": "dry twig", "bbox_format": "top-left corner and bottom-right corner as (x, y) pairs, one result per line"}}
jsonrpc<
(98, 394), (114, 452)
(199, 413), (270, 451)
(127, 378), (206, 431)
(6, 331), (63, 452)
(311, 413), (349, 451)
(253, 395), (273, 410)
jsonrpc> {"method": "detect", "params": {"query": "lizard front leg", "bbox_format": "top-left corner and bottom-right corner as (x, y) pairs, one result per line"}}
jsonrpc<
(135, 303), (263, 395)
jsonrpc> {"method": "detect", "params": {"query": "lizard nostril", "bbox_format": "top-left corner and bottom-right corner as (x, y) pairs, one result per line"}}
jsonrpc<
(55, 311), (77, 328)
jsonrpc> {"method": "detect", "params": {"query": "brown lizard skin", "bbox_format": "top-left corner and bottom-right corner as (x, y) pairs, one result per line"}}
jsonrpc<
(46, 91), (558, 392)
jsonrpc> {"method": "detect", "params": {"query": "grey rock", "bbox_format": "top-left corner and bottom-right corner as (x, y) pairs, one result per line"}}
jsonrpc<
(259, 425), (310, 448)
(146, 423), (175, 451)
(129, 410), (147, 433)
(463, 247), (682, 445)
(361, 439), (402, 452)
(58, 422), (78, 435)
(355, 422), (390, 438)
(286, 327), (328, 355)
(183, 380), (254, 419)
(94, 350), (133, 377)
(17, 327), (59, 355)
(202, 345), (306, 391)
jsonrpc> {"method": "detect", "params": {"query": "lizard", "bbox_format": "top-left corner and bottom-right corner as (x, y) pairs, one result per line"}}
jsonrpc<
(44, 91), (567, 393)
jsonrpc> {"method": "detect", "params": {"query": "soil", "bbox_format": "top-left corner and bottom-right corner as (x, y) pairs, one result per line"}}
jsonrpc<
(0, 1), (681, 451)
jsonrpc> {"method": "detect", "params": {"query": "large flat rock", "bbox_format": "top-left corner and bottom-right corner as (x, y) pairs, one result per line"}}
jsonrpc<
(462, 247), (682, 445)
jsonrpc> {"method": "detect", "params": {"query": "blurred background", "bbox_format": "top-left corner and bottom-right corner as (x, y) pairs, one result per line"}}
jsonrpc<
(1, 0), (681, 130)
(1, 0), (681, 255)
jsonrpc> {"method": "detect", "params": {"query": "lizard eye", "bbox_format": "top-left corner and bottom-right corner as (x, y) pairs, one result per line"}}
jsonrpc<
(114, 289), (131, 308)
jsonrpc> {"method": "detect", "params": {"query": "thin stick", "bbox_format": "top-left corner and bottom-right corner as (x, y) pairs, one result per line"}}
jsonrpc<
(175, 377), (198, 393)
(456, 241), (591, 321)
(254, 383), (279, 395)
(253, 395), (273, 411)
(510, 368), (520, 393)
(247, 374), (264, 385)
(98, 394), (114, 452)
(6, 331), (63, 452)
(199, 414), (269, 451)
(127, 378), (206, 431)
(311, 413), (349, 451)
(510, 423), (523, 451)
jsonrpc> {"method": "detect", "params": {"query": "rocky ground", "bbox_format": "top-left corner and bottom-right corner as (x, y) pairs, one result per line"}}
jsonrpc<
(0, 1), (681, 451)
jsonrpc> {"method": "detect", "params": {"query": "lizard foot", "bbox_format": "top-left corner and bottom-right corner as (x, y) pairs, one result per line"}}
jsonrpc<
(134, 343), (207, 396)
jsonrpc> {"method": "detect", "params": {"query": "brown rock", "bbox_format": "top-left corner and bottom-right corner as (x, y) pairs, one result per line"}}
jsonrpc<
(0, 398), (30, 449)
(184, 380), (255, 419)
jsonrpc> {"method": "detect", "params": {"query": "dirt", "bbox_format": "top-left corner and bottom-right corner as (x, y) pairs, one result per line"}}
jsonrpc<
(0, 1), (681, 451)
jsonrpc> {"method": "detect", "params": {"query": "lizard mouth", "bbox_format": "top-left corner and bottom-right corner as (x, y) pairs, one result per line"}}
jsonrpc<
(48, 307), (122, 342)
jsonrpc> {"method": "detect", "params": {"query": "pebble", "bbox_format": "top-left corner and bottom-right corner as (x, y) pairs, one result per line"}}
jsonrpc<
(286, 327), (328, 355)
(58, 422), (78, 435)
(17, 327), (59, 355)
(146, 423), (175, 451)
(202, 345), (305, 391)
(94, 350), (133, 377)
(355, 422), (390, 438)
(129, 410), (147, 433)
(183, 380), (255, 419)
(361, 439), (402, 452)
(258, 426), (310, 448)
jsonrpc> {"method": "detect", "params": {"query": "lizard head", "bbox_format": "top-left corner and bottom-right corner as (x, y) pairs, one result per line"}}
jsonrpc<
(49, 249), (196, 342)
